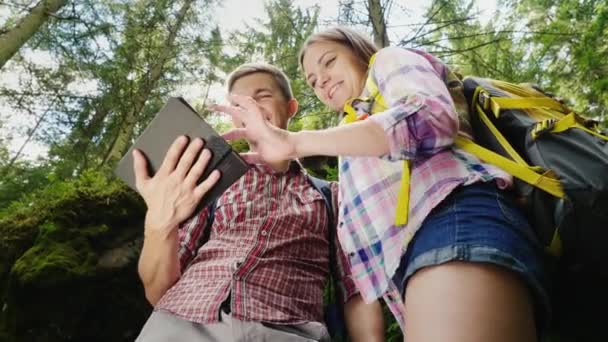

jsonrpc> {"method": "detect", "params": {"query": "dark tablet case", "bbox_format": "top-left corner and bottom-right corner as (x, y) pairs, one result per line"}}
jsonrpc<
(114, 97), (249, 211)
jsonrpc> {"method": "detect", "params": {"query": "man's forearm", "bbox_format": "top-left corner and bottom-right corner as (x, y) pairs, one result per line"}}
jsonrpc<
(137, 228), (181, 305)
(344, 295), (385, 342)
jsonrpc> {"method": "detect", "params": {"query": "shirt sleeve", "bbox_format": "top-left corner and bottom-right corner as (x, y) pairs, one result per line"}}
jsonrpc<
(330, 181), (359, 303)
(367, 47), (459, 161)
(177, 206), (210, 273)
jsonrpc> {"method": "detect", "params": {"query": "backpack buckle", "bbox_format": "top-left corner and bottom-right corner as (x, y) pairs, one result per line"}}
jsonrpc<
(531, 119), (557, 140)
(478, 91), (491, 111)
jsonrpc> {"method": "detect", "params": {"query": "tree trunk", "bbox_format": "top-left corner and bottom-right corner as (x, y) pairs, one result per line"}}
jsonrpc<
(0, 0), (68, 70)
(367, 0), (389, 48)
(102, 0), (196, 167)
(72, 103), (111, 169)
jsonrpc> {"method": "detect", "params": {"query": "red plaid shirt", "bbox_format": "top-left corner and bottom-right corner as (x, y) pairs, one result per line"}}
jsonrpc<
(155, 162), (357, 324)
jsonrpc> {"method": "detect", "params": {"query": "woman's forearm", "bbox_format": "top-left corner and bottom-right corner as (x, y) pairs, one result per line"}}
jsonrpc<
(292, 119), (390, 158)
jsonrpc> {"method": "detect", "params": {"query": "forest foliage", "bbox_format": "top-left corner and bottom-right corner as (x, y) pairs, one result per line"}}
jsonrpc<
(0, 0), (606, 341)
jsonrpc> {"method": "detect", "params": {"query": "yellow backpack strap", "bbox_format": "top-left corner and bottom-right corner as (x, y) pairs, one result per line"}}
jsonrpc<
(342, 98), (359, 124)
(489, 97), (569, 118)
(367, 52), (408, 226)
(534, 112), (608, 142)
(394, 161), (410, 226)
(365, 54), (389, 111)
(342, 53), (386, 124)
(454, 136), (565, 198)
(474, 102), (531, 167)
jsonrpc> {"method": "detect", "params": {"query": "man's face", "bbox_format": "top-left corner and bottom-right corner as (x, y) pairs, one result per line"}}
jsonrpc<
(229, 72), (295, 130)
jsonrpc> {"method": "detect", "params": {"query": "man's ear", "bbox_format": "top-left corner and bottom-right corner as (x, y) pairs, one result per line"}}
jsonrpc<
(287, 98), (299, 119)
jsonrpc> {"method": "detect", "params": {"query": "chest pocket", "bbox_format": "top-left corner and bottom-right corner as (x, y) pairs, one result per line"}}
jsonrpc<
(285, 185), (327, 234)
(214, 191), (266, 235)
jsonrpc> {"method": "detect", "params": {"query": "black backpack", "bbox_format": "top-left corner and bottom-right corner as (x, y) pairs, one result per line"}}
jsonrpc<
(199, 175), (346, 339)
(455, 77), (608, 273)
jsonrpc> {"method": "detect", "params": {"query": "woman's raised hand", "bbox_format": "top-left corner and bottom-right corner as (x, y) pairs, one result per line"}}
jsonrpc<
(213, 94), (298, 165)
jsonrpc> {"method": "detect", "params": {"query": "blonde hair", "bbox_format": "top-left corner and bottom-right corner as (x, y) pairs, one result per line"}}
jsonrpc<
(226, 63), (293, 100)
(298, 27), (379, 72)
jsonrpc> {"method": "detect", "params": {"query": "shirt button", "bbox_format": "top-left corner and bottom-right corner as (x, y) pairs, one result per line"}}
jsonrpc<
(260, 230), (268, 236)
(234, 275), (240, 281)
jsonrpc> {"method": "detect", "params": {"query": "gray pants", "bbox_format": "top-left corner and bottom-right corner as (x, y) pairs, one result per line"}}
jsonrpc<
(135, 310), (331, 342)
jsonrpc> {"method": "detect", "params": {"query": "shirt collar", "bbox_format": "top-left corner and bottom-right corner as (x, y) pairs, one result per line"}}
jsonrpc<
(252, 160), (303, 175)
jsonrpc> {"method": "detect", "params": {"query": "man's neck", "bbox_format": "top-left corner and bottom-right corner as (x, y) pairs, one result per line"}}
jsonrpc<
(267, 160), (291, 173)
(249, 145), (291, 173)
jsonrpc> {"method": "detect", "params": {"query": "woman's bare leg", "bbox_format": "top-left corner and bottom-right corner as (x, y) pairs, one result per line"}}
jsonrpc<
(403, 261), (536, 342)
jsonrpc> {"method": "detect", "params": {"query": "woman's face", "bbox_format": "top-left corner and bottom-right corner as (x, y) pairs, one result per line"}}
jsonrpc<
(302, 41), (367, 112)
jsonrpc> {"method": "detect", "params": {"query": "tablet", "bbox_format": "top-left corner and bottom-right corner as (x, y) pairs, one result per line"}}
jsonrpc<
(114, 97), (249, 210)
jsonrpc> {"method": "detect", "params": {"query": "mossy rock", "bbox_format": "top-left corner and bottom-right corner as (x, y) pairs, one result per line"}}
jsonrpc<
(0, 221), (39, 298)
(11, 238), (96, 286)
(0, 171), (145, 284)
(4, 255), (149, 342)
(0, 171), (150, 341)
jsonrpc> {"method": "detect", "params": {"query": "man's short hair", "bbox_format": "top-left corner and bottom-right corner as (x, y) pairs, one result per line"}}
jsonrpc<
(226, 63), (294, 100)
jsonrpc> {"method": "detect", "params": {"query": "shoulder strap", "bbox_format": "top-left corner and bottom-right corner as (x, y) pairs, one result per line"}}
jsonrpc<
(307, 175), (334, 229)
(307, 175), (335, 246)
(307, 175), (347, 338)
(306, 175), (339, 293)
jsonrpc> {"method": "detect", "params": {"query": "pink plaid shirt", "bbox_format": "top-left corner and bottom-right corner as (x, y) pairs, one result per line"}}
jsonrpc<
(337, 47), (512, 330)
(155, 162), (357, 325)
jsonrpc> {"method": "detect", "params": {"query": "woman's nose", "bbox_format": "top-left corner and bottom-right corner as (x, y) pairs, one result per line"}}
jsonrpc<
(318, 73), (330, 88)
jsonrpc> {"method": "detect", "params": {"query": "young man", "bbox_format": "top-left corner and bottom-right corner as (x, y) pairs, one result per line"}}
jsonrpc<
(134, 63), (385, 341)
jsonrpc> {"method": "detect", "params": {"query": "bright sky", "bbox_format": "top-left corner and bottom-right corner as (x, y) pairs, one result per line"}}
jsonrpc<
(181, 0), (437, 108)
(0, 0), (497, 161)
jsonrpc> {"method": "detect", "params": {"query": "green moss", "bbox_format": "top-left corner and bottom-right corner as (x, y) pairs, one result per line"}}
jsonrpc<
(0, 222), (38, 297)
(0, 170), (149, 341)
(0, 170), (145, 282)
(11, 238), (96, 287)
(0, 170), (145, 229)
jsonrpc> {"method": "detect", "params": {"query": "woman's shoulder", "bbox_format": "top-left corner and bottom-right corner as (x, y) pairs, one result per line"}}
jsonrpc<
(372, 47), (446, 78)
(372, 47), (434, 70)
(373, 46), (409, 63)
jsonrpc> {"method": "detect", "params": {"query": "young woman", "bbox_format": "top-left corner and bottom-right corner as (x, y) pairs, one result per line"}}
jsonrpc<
(214, 27), (549, 342)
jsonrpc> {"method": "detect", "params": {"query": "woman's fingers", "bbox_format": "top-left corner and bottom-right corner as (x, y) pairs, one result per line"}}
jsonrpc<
(222, 128), (247, 141)
(228, 94), (259, 112)
(214, 95), (271, 131)
(225, 94), (266, 123)
(212, 103), (244, 122)
(239, 152), (262, 165)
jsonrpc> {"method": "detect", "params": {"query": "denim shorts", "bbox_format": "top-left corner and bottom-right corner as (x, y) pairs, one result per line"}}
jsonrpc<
(392, 181), (551, 329)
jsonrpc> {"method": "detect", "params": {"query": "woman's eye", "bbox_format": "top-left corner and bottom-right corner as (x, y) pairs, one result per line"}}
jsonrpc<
(311, 80), (317, 88)
(326, 57), (335, 67)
